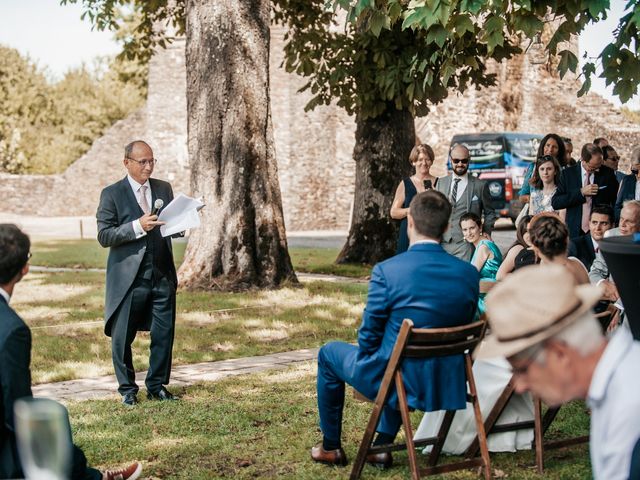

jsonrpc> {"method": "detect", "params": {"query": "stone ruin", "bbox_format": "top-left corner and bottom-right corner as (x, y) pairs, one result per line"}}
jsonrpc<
(0, 25), (638, 230)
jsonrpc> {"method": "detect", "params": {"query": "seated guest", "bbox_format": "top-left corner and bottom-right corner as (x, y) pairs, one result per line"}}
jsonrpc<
(568, 205), (614, 271)
(311, 191), (479, 468)
(460, 212), (503, 316)
(615, 146), (640, 222)
(497, 215), (533, 280)
(0, 224), (142, 480)
(590, 200), (640, 301)
(477, 264), (640, 480)
(602, 145), (625, 183)
(552, 143), (618, 239)
(528, 213), (589, 285)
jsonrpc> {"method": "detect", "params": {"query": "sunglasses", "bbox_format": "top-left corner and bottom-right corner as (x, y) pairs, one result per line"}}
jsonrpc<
(451, 158), (470, 164)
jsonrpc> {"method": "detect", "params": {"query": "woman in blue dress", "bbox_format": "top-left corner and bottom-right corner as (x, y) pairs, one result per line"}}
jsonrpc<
(460, 212), (503, 316)
(390, 144), (437, 254)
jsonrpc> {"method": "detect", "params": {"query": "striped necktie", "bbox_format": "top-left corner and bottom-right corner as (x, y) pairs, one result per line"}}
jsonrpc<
(451, 178), (461, 203)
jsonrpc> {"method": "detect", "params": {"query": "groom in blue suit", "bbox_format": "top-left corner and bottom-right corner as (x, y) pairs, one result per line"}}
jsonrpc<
(311, 190), (479, 468)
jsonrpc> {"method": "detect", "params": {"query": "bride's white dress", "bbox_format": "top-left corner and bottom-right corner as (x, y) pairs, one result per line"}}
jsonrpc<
(413, 357), (534, 454)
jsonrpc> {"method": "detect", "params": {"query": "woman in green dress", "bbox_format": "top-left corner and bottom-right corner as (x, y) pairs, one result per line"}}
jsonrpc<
(460, 212), (503, 316)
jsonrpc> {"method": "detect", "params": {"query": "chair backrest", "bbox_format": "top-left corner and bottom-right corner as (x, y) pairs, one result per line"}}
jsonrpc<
(402, 319), (487, 359)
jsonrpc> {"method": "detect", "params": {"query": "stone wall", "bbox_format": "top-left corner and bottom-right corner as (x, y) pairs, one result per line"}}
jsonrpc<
(1, 29), (638, 229)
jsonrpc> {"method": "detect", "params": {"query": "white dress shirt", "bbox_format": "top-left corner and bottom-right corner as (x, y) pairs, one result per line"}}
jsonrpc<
(587, 325), (640, 479)
(449, 173), (469, 203)
(635, 178), (640, 200)
(127, 175), (152, 239)
(0, 287), (10, 304)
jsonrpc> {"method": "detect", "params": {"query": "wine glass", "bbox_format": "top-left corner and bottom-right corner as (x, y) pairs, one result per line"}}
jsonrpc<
(14, 398), (71, 480)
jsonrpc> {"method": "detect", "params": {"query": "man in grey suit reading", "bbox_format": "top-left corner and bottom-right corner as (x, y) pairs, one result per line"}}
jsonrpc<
(97, 140), (178, 406)
(436, 144), (497, 260)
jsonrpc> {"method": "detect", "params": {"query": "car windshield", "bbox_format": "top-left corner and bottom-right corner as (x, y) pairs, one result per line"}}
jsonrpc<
(455, 138), (504, 169)
(507, 136), (540, 162)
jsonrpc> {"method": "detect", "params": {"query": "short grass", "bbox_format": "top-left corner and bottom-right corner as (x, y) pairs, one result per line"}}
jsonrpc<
(31, 239), (371, 278)
(14, 271), (367, 384)
(68, 363), (592, 479)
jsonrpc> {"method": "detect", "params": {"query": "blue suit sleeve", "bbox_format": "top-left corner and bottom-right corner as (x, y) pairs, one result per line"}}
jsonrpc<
(357, 264), (390, 354)
(1, 325), (33, 433)
(552, 169), (585, 210)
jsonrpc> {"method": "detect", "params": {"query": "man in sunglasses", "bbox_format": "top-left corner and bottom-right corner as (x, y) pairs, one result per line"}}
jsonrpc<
(435, 144), (497, 260)
(96, 140), (179, 406)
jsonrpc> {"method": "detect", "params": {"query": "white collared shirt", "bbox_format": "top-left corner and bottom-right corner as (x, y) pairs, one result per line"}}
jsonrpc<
(587, 325), (640, 479)
(635, 178), (640, 200)
(0, 286), (10, 304)
(449, 173), (469, 203)
(127, 175), (152, 238)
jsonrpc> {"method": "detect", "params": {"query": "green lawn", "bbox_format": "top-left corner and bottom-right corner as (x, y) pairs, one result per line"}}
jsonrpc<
(14, 271), (367, 384)
(68, 363), (591, 479)
(31, 239), (372, 278)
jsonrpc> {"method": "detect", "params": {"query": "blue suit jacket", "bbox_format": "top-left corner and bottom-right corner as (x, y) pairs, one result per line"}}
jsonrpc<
(552, 164), (618, 238)
(0, 296), (32, 479)
(615, 174), (638, 222)
(351, 243), (479, 412)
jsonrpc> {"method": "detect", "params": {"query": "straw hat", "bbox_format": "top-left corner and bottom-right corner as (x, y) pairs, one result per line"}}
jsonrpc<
(475, 264), (602, 360)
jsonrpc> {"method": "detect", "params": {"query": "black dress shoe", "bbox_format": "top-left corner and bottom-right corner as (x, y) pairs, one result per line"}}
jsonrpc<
(147, 387), (177, 401)
(122, 393), (138, 406)
(310, 443), (348, 466)
(366, 451), (393, 469)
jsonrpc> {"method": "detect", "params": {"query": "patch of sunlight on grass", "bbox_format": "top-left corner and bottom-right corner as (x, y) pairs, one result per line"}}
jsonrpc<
(262, 363), (315, 384)
(12, 279), (95, 305)
(211, 342), (235, 352)
(340, 316), (359, 327)
(311, 308), (334, 320)
(19, 306), (70, 323)
(256, 288), (334, 309)
(36, 361), (111, 384)
(181, 311), (221, 325)
(225, 386), (264, 396)
(242, 318), (266, 328)
(148, 437), (196, 449)
(246, 328), (290, 341)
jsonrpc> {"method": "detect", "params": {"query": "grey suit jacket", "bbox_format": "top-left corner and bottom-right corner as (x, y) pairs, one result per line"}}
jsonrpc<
(96, 177), (177, 335)
(435, 174), (497, 242)
(589, 227), (621, 284)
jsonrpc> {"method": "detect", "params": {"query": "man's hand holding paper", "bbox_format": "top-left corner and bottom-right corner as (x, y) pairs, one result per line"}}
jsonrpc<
(158, 193), (205, 237)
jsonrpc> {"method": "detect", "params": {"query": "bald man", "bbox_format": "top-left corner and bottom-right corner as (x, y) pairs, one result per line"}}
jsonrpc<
(96, 140), (179, 406)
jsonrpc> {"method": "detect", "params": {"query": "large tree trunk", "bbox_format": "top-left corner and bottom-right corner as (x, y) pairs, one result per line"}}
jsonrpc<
(179, 0), (297, 291)
(336, 106), (415, 265)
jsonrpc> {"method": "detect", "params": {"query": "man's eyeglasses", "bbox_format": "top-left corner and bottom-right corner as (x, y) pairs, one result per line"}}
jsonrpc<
(451, 158), (470, 164)
(608, 156), (620, 162)
(126, 157), (157, 167)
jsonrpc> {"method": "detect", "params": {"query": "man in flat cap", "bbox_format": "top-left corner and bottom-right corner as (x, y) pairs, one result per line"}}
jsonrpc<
(476, 264), (640, 480)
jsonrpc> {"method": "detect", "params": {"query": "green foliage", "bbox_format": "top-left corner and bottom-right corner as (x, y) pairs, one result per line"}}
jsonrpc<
(272, 0), (640, 119)
(0, 46), (146, 174)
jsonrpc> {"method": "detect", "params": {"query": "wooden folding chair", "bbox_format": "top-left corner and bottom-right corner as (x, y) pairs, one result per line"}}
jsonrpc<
(464, 378), (589, 473)
(350, 319), (491, 480)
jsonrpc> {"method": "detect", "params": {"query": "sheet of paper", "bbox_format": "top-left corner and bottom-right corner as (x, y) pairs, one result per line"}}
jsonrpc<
(158, 193), (204, 237)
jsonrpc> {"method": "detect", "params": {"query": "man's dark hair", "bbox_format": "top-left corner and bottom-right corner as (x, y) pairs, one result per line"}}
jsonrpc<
(601, 145), (617, 161)
(593, 137), (608, 147)
(590, 205), (614, 225)
(581, 143), (603, 163)
(0, 224), (30, 284)
(409, 190), (451, 240)
(124, 140), (151, 159)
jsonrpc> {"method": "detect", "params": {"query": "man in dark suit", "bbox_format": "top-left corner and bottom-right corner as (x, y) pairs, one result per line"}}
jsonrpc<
(435, 144), (497, 261)
(0, 224), (141, 480)
(568, 205), (614, 270)
(97, 140), (179, 406)
(614, 146), (639, 222)
(552, 143), (618, 239)
(311, 191), (479, 468)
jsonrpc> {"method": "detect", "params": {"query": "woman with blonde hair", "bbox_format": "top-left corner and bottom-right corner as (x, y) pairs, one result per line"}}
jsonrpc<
(391, 144), (438, 253)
